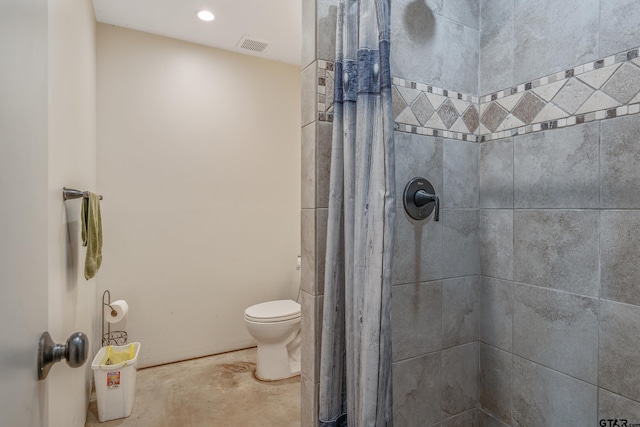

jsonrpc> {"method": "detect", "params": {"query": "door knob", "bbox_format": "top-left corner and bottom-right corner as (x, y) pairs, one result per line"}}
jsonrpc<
(38, 331), (88, 380)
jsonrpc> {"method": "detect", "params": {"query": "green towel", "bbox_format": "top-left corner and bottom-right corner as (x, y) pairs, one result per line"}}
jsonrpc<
(82, 192), (103, 280)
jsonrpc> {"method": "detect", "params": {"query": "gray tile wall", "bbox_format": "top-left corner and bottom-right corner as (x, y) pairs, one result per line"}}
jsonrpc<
(476, 2), (640, 425)
(391, 0), (479, 95)
(305, 0), (640, 426)
(480, 0), (640, 95)
(479, 119), (640, 427)
(392, 132), (481, 426)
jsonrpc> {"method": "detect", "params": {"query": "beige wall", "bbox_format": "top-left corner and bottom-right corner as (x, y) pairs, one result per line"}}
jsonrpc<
(96, 24), (301, 368)
(47, 0), (97, 426)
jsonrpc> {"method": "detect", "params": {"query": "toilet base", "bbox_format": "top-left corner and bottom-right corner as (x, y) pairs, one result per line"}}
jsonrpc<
(254, 330), (301, 381)
(254, 370), (300, 382)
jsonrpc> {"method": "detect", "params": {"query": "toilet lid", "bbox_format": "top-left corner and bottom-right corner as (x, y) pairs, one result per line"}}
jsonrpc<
(244, 299), (301, 322)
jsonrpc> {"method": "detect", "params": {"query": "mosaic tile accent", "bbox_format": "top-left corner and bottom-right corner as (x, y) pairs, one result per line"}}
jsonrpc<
(316, 46), (640, 142)
(479, 47), (640, 142)
(390, 77), (480, 141)
(317, 60), (334, 122)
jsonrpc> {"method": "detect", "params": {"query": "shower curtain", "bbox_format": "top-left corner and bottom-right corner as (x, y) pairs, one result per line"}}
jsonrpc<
(318, 0), (396, 426)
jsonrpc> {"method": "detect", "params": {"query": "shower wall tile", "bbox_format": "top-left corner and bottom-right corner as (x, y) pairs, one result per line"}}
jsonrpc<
(442, 409), (478, 427)
(479, 210), (513, 280)
(514, 0), (544, 11)
(479, 277), (513, 352)
(513, 209), (599, 297)
(391, 2), (479, 96)
(392, 281), (443, 361)
(393, 208), (443, 285)
(442, 209), (480, 277)
(300, 291), (323, 383)
(513, 0), (599, 84)
(393, 352), (443, 426)
(394, 132), (443, 210)
(480, 11), (514, 95)
(600, 0), (640, 58)
(301, 209), (316, 295)
(443, 140), (479, 208)
(598, 389), (640, 422)
(390, 0), (444, 87)
(599, 299), (640, 403)
(443, 276), (479, 347)
(479, 138), (513, 209)
(479, 344), (512, 425)
(601, 211), (640, 306)
(301, 373), (318, 427)
(301, 123), (316, 209)
(316, 0), (337, 62)
(513, 123), (600, 209)
(513, 284), (599, 384)
(442, 19), (480, 95)
(301, 0), (316, 68)
(396, 0), (444, 13)
(442, 343), (479, 417)
(316, 60), (334, 121)
(601, 115), (640, 208)
(314, 208), (328, 295)
(302, 61), (317, 127)
(315, 122), (332, 209)
(480, 0), (512, 30)
(602, 63), (640, 104)
(443, 0), (479, 30)
(512, 356), (597, 427)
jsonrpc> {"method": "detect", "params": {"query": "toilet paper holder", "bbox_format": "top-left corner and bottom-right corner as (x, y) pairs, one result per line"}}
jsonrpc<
(102, 290), (128, 347)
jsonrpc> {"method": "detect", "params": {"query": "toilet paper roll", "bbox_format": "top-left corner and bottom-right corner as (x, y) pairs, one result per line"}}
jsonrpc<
(106, 300), (129, 323)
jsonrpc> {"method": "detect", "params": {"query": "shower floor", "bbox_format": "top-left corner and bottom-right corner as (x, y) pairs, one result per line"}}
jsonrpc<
(84, 347), (300, 427)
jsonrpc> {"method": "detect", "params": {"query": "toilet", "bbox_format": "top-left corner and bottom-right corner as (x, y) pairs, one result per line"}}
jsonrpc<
(244, 299), (301, 381)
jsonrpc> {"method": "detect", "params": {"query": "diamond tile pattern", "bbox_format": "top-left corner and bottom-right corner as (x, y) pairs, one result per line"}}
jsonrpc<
(411, 93), (435, 126)
(321, 46), (640, 140)
(462, 105), (480, 134)
(474, 56), (640, 137)
(392, 86), (408, 119)
(552, 78), (594, 114)
(511, 92), (546, 124)
(481, 102), (509, 133)
(602, 63), (640, 104)
(437, 98), (461, 130)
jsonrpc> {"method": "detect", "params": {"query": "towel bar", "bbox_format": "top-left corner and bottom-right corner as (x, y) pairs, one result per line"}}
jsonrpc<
(63, 187), (103, 201)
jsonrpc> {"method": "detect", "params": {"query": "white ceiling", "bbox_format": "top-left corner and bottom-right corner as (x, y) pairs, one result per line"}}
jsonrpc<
(91, 0), (302, 66)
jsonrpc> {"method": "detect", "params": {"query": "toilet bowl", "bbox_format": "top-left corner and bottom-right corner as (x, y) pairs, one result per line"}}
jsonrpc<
(244, 299), (301, 381)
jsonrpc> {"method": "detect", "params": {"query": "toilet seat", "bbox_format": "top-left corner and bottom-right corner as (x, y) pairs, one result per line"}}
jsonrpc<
(244, 300), (301, 323)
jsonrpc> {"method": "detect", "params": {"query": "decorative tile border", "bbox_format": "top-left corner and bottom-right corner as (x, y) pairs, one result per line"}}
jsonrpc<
(479, 47), (640, 141)
(315, 46), (640, 142)
(317, 61), (481, 141)
(390, 77), (480, 142)
(317, 60), (334, 122)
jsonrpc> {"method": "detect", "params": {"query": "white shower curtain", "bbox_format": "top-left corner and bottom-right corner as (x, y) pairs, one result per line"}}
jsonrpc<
(318, 0), (396, 425)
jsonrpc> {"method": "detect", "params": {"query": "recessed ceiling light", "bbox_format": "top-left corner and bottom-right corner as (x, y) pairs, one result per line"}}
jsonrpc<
(196, 10), (215, 22)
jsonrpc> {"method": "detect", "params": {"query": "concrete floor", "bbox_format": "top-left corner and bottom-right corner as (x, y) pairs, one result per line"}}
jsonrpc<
(85, 347), (300, 427)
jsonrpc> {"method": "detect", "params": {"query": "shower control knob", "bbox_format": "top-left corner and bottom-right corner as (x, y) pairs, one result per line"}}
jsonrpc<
(403, 177), (440, 222)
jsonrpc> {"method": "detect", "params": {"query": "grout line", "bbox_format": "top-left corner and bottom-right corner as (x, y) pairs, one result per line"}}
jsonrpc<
(511, 353), (597, 388)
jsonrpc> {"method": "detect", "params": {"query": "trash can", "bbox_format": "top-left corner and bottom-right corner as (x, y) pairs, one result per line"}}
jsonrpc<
(91, 342), (141, 422)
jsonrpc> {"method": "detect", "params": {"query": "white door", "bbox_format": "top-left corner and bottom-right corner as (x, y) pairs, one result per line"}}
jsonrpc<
(0, 0), (50, 425)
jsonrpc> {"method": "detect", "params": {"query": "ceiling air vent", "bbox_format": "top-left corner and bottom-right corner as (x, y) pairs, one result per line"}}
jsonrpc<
(237, 35), (271, 53)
